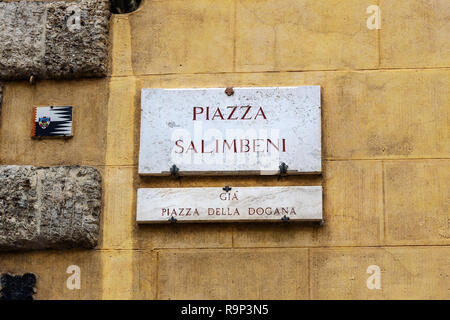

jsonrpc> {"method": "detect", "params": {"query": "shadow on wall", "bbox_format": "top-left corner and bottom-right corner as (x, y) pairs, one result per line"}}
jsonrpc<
(0, 274), (37, 300)
(110, 0), (141, 14)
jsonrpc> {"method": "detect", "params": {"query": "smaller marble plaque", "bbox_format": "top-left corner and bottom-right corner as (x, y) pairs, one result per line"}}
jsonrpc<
(137, 186), (323, 223)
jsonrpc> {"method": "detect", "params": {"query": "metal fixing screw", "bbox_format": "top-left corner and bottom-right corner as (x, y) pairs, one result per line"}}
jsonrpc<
(169, 216), (177, 224)
(170, 164), (179, 177)
(225, 87), (234, 96)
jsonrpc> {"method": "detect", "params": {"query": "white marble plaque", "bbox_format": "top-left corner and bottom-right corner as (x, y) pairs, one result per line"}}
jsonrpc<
(137, 186), (323, 223)
(139, 87), (321, 175)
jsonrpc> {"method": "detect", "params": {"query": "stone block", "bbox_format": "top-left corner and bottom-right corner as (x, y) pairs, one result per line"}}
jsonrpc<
(0, 166), (102, 251)
(380, 0), (450, 68)
(0, 0), (111, 80)
(235, 0), (378, 72)
(158, 249), (309, 299)
(310, 247), (450, 299)
(101, 249), (157, 299)
(384, 160), (450, 245)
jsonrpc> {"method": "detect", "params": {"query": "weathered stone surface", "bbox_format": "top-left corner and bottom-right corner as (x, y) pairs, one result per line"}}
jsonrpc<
(0, 1), (45, 80)
(0, 83), (3, 117)
(0, 166), (102, 251)
(0, 0), (111, 81)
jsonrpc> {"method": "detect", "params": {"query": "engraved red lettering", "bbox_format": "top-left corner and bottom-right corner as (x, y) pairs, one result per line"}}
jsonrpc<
(211, 108), (225, 120)
(193, 107), (203, 120)
(267, 139), (279, 151)
(254, 107), (267, 120)
(227, 106), (238, 120)
(175, 139), (184, 153)
(186, 141), (198, 153)
(240, 106), (252, 120)
(223, 140), (237, 153)
(240, 139), (250, 153)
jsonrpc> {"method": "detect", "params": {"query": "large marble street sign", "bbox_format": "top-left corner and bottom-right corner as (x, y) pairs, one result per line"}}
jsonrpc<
(137, 186), (323, 223)
(139, 87), (321, 175)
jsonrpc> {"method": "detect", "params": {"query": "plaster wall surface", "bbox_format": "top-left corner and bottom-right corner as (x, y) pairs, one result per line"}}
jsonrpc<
(0, 0), (448, 299)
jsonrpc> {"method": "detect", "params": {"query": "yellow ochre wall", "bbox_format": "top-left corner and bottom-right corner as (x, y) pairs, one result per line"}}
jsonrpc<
(0, 0), (449, 299)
